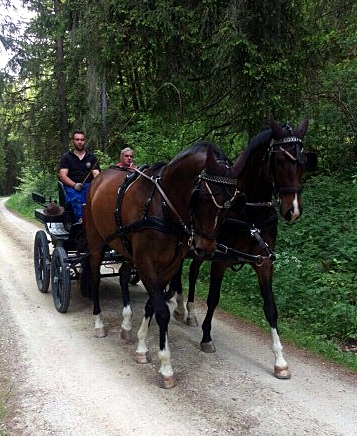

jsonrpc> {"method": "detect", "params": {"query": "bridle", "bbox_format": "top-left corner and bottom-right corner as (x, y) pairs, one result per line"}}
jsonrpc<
(268, 132), (306, 198)
(132, 166), (240, 245)
(189, 170), (241, 241)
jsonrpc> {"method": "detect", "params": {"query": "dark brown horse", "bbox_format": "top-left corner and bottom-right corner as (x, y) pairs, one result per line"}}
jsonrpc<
(169, 118), (317, 379)
(84, 141), (246, 388)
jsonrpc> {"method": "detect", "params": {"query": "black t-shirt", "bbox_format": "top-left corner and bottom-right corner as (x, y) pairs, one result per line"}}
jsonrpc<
(59, 150), (100, 183)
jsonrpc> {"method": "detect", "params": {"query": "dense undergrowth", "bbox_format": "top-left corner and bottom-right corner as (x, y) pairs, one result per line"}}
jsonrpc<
(5, 173), (357, 372)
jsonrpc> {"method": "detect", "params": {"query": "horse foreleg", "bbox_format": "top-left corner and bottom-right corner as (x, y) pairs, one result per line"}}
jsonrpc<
(185, 258), (202, 326)
(170, 261), (186, 323)
(119, 262), (133, 342)
(135, 299), (153, 364)
(254, 264), (291, 380)
(271, 328), (290, 379)
(155, 296), (174, 389)
(200, 263), (225, 353)
(138, 289), (174, 388)
(91, 262), (106, 338)
(158, 335), (174, 389)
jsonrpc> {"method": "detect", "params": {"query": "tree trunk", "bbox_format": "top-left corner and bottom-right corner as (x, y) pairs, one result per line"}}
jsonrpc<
(53, 0), (69, 154)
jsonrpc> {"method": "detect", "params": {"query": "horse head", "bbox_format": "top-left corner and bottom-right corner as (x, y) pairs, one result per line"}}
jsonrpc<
(269, 117), (316, 222)
(189, 144), (245, 259)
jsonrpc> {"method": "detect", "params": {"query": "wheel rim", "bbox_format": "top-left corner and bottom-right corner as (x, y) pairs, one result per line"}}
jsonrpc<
(51, 247), (70, 313)
(34, 231), (50, 293)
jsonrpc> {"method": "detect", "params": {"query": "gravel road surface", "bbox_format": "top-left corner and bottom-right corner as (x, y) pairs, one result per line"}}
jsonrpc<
(0, 198), (356, 436)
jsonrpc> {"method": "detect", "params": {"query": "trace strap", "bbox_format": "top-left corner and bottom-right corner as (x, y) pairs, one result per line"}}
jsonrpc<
(133, 167), (192, 236)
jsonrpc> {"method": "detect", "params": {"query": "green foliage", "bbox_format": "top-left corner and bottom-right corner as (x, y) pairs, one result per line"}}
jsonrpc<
(273, 175), (357, 343)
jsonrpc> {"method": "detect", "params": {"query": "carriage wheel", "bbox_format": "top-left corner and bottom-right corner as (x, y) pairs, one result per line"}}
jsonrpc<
(34, 230), (51, 293)
(129, 266), (140, 285)
(51, 246), (71, 313)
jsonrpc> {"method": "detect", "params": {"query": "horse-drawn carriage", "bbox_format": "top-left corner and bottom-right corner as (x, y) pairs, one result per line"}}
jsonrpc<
(31, 118), (317, 388)
(32, 181), (139, 313)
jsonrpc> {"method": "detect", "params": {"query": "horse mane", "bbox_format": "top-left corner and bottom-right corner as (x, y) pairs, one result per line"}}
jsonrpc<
(236, 128), (273, 173)
(173, 140), (231, 165)
(139, 161), (167, 177)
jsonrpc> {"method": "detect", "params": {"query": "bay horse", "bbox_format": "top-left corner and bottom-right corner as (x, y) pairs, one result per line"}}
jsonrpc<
(84, 141), (246, 388)
(169, 118), (317, 379)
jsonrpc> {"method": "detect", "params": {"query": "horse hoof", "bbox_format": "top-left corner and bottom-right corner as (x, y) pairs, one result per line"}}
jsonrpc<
(173, 310), (185, 323)
(186, 316), (198, 327)
(120, 329), (132, 342)
(274, 365), (291, 380)
(135, 352), (150, 364)
(159, 374), (175, 389)
(94, 327), (107, 338)
(200, 341), (216, 353)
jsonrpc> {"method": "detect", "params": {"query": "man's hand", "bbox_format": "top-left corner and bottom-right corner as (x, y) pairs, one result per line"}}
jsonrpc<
(73, 183), (83, 192)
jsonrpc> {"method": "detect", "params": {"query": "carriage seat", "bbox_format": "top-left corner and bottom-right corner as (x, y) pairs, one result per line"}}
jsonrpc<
(58, 180), (68, 208)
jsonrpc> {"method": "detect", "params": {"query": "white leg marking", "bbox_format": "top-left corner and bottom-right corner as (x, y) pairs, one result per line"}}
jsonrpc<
(136, 317), (149, 354)
(158, 335), (174, 378)
(291, 194), (300, 221)
(121, 305), (133, 332)
(175, 292), (186, 320)
(271, 328), (287, 368)
(93, 313), (105, 330)
(186, 301), (196, 321)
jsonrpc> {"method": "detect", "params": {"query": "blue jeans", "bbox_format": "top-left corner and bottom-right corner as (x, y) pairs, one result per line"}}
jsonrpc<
(65, 182), (90, 221)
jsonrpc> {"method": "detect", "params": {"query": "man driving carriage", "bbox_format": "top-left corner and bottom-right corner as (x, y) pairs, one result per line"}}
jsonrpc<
(58, 130), (100, 223)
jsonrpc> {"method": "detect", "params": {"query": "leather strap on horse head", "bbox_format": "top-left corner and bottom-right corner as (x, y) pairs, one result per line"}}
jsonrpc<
(269, 136), (304, 197)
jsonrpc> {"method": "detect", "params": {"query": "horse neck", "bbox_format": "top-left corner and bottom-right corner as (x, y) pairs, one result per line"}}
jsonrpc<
(240, 145), (273, 203)
(162, 152), (206, 212)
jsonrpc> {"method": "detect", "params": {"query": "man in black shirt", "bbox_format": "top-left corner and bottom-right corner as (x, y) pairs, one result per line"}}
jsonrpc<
(58, 130), (100, 222)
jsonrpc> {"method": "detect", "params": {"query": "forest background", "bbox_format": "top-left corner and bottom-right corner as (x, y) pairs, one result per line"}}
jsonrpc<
(0, 0), (356, 371)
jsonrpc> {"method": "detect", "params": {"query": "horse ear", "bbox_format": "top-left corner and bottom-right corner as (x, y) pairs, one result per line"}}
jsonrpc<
(296, 117), (309, 138)
(205, 144), (221, 174)
(232, 149), (248, 178)
(269, 117), (284, 138)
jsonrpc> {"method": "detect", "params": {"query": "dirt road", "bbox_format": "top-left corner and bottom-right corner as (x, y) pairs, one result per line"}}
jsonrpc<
(0, 198), (355, 436)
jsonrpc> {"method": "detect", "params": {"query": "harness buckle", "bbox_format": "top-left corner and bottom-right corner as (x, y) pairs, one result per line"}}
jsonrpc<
(223, 200), (231, 209)
(188, 229), (194, 247)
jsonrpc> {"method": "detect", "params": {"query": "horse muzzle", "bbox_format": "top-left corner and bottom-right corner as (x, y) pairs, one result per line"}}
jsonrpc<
(192, 235), (216, 260)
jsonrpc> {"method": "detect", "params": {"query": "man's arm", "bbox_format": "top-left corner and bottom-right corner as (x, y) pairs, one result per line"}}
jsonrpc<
(92, 169), (100, 178)
(59, 168), (76, 188)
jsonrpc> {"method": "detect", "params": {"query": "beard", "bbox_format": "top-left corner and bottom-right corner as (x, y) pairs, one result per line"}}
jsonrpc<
(74, 144), (85, 151)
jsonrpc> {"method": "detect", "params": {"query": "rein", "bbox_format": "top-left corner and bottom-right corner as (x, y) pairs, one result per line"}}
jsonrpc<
(130, 165), (239, 244)
(133, 166), (192, 236)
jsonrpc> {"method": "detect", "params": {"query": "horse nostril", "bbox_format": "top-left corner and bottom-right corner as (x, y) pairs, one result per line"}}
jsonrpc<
(194, 247), (205, 259)
(194, 247), (214, 260)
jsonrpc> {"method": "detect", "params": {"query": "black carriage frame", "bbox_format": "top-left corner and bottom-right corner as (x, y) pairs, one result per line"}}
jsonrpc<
(32, 182), (139, 313)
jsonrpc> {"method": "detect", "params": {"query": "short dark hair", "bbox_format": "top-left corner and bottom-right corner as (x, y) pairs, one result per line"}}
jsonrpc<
(72, 130), (86, 139)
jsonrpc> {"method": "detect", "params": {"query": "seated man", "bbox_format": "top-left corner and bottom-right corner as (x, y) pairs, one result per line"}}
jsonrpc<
(58, 130), (100, 222)
(116, 147), (136, 171)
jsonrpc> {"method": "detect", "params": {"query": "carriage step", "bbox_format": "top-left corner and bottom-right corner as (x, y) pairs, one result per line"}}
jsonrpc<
(45, 222), (69, 237)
